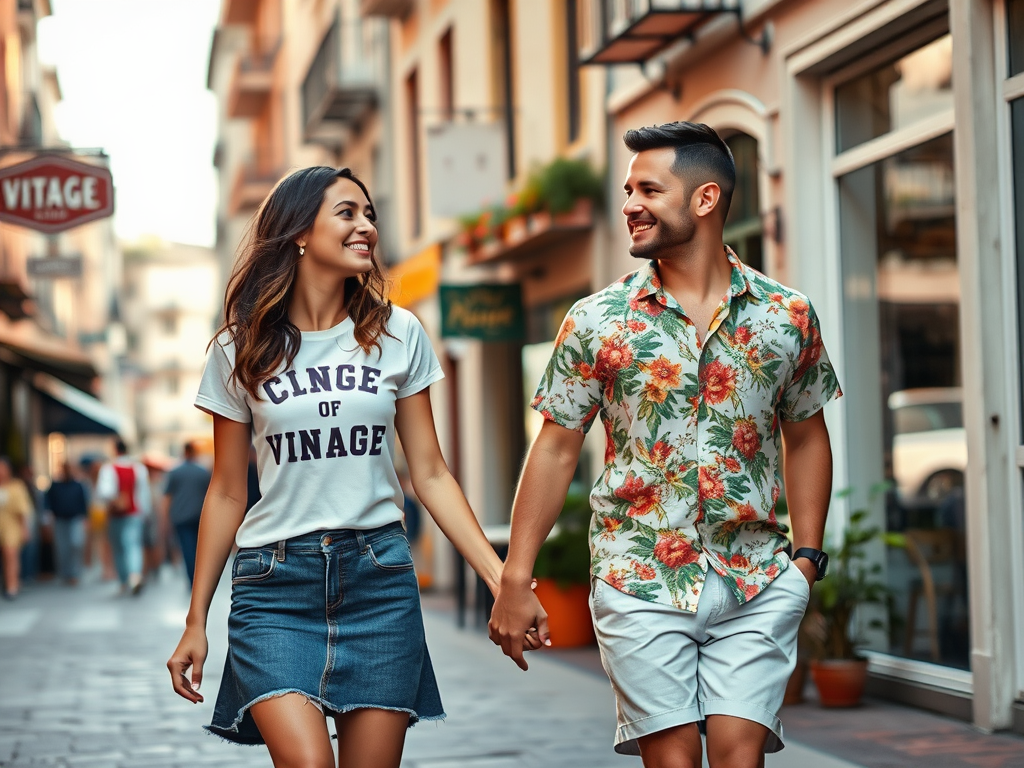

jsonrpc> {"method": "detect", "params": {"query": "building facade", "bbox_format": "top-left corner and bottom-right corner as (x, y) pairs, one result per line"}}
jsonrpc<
(121, 240), (219, 460)
(576, 0), (1024, 735)
(0, 0), (126, 484)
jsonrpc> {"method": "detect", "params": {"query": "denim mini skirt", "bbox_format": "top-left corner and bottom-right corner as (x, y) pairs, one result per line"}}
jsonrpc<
(206, 522), (445, 745)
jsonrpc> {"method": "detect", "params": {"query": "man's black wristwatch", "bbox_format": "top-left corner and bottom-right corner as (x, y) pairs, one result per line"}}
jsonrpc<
(792, 548), (829, 581)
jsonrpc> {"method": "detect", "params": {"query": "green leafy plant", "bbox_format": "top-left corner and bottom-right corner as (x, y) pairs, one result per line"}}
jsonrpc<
(533, 491), (592, 587)
(804, 485), (892, 660)
(537, 157), (603, 214)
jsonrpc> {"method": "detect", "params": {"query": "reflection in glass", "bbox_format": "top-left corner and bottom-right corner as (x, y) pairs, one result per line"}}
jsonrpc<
(835, 35), (953, 153)
(838, 133), (969, 669)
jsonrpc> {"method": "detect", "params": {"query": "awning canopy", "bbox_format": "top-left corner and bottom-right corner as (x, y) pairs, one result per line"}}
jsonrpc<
(33, 372), (128, 437)
(0, 318), (97, 390)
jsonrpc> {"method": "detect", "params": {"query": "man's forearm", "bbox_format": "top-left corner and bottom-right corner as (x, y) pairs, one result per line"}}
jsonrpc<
(781, 419), (833, 550)
(502, 424), (584, 585)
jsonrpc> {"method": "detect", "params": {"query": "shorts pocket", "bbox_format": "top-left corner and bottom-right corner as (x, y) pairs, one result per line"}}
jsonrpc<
(231, 549), (277, 583)
(788, 561), (812, 602)
(367, 533), (414, 571)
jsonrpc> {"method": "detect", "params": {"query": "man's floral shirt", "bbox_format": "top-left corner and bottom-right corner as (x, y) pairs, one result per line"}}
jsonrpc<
(532, 249), (842, 612)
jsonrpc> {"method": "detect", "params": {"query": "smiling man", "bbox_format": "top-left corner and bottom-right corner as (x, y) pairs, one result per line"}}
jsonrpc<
(489, 122), (842, 768)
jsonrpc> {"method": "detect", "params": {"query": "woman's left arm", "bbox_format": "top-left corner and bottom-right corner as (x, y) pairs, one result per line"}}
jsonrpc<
(394, 389), (504, 596)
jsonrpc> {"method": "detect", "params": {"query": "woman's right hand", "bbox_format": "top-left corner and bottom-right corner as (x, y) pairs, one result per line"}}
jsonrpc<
(167, 626), (208, 704)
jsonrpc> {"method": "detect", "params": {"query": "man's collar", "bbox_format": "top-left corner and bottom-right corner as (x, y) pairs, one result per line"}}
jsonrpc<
(630, 246), (765, 304)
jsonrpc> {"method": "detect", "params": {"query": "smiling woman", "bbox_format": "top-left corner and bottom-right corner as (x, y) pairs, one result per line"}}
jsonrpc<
(167, 166), (517, 767)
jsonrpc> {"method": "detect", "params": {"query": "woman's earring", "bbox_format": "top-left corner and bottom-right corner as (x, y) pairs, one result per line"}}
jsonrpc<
(298, 246), (305, 256)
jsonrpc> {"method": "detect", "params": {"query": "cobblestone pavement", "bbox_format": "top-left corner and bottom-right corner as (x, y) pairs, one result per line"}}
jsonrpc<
(0, 566), (867, 767)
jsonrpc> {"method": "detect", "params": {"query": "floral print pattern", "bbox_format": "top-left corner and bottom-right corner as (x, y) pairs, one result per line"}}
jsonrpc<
(532, 249), (842, 612)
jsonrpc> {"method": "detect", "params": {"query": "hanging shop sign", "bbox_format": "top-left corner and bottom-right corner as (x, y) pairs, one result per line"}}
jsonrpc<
(440, 283), (524, 341)
(0, 154), (114, 234)
(27, 254), (83, 279)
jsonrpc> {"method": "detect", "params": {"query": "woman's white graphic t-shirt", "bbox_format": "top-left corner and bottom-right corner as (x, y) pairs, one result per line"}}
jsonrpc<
(195, 307), (443, 548)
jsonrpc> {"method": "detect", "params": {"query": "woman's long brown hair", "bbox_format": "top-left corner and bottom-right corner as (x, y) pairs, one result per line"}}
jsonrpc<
(214, 166), (393, 399)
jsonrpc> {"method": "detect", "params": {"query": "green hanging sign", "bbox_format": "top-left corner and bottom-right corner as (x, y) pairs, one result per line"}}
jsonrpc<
(440, 284), (524, 341)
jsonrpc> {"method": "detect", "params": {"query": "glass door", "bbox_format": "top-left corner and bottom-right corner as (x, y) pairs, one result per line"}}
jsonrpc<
(832, 33), (969, 669)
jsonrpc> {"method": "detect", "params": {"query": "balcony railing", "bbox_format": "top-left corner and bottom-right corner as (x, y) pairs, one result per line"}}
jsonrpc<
(578, 0), (740, 65)
(302, 16), (385, 147)
(227, 40), (280, 119)
(360, 0), (412, 17)
(229, 159), (281, 215)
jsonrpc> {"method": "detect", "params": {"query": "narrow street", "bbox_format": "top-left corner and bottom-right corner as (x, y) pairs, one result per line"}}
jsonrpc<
(0, 567), (1022, 767)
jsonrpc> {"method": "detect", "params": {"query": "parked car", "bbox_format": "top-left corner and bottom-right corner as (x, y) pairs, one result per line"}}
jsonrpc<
(888, 387), (966, 505)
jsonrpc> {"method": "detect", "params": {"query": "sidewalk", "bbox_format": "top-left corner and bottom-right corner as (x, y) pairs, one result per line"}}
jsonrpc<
(0, 570), (1019, 767)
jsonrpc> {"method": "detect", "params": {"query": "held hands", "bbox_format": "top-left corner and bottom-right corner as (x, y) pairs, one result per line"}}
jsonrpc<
(167, 626), (208, 704)
(489, 577), (551, 671)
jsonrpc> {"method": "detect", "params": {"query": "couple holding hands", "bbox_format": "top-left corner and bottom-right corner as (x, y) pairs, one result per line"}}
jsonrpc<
(168, 121), (840, 768)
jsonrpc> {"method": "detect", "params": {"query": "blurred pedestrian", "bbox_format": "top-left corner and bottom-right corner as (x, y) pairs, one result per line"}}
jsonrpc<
(142, 456), (169, 581)
(167, 167), (517, 765)
(18, 464), (44, 583)
(489, 122), (841, 767)
(80, 456), (116, 581)
(44, 462), (89, 585)
(96, 439), (151, 595)
(0, 456), (34, 599)
(161, 441), (210, 587)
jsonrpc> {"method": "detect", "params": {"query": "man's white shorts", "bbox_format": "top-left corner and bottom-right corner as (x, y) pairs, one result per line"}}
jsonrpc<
(591, 562), (809, 755)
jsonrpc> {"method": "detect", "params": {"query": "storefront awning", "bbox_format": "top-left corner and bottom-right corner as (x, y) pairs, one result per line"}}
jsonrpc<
(0, 318), (97, 389)
(33, 372), (127, 437)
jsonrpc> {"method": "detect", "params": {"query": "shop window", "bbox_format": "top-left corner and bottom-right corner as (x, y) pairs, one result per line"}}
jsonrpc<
(834, 35), (952, 153)
(723, 132), (763, 273)
(838, 132), (969, 669)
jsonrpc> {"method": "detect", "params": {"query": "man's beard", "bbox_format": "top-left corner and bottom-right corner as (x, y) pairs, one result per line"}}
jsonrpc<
(628, 212), (696, 259)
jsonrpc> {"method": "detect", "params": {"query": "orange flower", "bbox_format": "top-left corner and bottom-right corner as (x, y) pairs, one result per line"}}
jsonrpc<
(614, 474), (661, 517)
(732, 417), (761, 461)
(602, 516), (622, 534)
(788, 298), (810, 337)
(653, 532), (700, 569)
(632, 560), (657, 580)
(736, 503), (758, 521)
(733, 326), (753, 345)
(555, 317), (576, 347)
(724, 457), (741, 473)
(792, 326), (823, 383)
(729, 552), (751, 569)
(765, 563), (780, 579)
(698, 466), (725, 500)
(642, 383), (668, 403)
(627, 319), (647, 333)
(577, 362), (594, 379)
(644, 355), (682, 390)
(605, 568), (629, 591)
(700, 360), (736, 404)
(595, 336), (634, 381)
(650, 441), (672, 466)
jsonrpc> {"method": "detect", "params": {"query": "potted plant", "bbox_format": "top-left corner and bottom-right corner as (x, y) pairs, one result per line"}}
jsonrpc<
(803, 487), (890, 707)
(532, 491), (595, 647)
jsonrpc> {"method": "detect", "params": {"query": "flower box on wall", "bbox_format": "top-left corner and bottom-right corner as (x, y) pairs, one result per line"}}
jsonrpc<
(468, 198), (595, 264)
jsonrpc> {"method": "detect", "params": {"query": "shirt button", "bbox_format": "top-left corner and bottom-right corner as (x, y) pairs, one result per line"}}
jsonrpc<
(323, 536), (333, 546)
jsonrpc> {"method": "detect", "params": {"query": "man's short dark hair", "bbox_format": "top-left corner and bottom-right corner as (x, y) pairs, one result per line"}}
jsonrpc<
(115, 439), (128, 455)
(623, 122), (736, 220)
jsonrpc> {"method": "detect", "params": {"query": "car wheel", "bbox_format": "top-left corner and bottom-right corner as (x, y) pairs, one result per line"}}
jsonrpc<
(920, 469), (965, 501)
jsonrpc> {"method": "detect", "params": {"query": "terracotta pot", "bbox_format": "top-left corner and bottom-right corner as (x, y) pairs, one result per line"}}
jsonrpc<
(809, 658), (869, 707)
(552, 197), (594, 227)
(532, 578), (596, 648)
